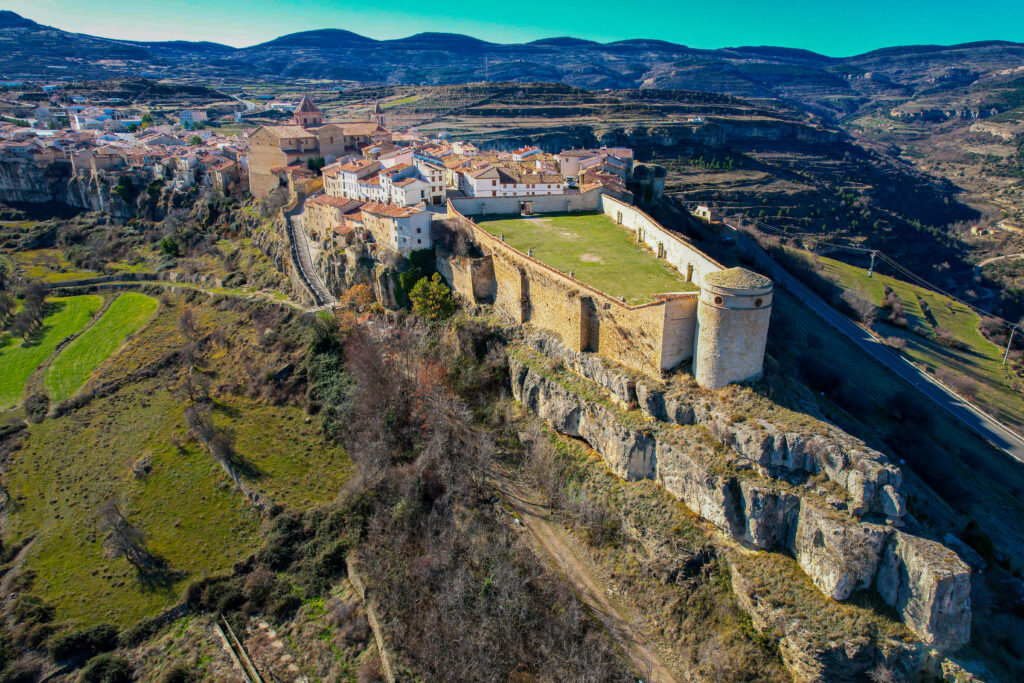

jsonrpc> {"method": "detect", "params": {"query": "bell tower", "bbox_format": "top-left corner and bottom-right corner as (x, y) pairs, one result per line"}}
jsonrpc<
(372, 101), (385, 129)
(293, 95), (323, 128)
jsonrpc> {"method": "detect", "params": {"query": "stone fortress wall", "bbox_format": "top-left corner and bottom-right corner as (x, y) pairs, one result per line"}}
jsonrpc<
(447, 185), (608, 216)
(598, 194), (722, 287)
(441, 194), (771, 387)
(443, 201), (702, 378)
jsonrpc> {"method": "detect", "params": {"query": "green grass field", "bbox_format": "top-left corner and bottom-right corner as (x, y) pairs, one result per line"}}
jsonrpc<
(819, 256), (1024, 431)
(474, 212), (696, 304)
(2, 293), (353, 629)
(10, 248), (96, 282)
(46, 292), (159, 402)
(0, 295), (103, 409)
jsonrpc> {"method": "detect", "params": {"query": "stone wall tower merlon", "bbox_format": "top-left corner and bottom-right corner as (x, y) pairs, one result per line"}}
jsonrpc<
(694, 267), (773, 389)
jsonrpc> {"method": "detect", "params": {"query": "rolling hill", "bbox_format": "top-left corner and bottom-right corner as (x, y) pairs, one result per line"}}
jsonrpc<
(2, 10), (1024, 121)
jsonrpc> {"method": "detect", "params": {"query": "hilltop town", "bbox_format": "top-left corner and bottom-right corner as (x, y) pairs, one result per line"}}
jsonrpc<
(0, 38), (1021, 683)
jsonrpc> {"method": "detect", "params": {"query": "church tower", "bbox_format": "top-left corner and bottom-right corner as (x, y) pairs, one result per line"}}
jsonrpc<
(293, 95), (323, 128)
(371, 101), (385, 129)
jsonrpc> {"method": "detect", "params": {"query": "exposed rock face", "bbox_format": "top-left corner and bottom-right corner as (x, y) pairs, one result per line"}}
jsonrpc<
(876, 532), (972, 649)
(526, 332), (905, 520)
(790, 503), (888, 600)
(0, 159), (140, 218)
(508, 338), (972, 652)
(655, 442), (743, 535)
(738, 480), (798, 549)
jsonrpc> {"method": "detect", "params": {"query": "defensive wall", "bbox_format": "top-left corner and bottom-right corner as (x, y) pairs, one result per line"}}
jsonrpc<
(447, 186), (608, 216)
(443, 202), (698, 378)
(598, 194), (722, 287)
(443, 197), (771, 386)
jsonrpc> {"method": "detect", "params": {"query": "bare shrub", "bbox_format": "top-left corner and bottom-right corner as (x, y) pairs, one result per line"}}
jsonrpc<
(841, 289), (879, 325)
(936, 368), (980, 398)
(357, 655), (384, 683)
(934, 327), (968, 350)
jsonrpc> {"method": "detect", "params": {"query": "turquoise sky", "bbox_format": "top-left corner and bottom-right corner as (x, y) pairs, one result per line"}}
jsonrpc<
(7, 0), (1024, 56)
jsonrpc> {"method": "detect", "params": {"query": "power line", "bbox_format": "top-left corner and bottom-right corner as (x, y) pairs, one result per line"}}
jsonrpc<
(729, 211), (1022, 335)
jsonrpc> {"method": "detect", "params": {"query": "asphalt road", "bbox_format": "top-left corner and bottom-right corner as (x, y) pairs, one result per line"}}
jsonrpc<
(723, 222), (1024, 464)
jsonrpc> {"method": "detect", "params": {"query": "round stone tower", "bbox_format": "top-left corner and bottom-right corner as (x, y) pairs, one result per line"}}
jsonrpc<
(693, 267), (773, 389)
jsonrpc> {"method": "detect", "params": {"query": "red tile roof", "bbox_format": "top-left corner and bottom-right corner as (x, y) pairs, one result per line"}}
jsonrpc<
(360, 202), (422, 218)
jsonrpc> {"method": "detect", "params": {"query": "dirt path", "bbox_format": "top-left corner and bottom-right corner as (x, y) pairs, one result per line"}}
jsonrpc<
(492, 469), (677, 683)
(978, 252), (1024, 268)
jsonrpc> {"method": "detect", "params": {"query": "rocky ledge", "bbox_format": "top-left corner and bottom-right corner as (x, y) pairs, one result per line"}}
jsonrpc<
(526, 333), (905, 519)
(508, 340), (971, 651)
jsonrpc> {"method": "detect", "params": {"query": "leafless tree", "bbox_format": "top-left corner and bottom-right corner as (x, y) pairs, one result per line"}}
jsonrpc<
(178, 306), (200, 341)
(98, 500), (153, 569)
(841, 289), (879, 325)
(180, 368), (210, 404)
(184, 401), (215, 442)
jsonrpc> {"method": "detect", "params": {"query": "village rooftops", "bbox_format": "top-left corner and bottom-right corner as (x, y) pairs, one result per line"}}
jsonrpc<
(360, 202), (423, 218)
(338, 159), (378, 173)
(330, 122), (384, 136)
(260, 125), (317, 139)
(393, 177), (423, 187)
(379, 162), (412, 175)
(310, 194), (364, 211)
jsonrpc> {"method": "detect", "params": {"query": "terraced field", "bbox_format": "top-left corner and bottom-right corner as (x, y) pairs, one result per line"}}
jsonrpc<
(3, 296), (352, 628)
(0, 295), (103, 409)
(45, 292), (159, 402)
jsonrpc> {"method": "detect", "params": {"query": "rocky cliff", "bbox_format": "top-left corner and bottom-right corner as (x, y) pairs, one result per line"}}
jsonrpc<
(0, 159), (142, 218)
(508, 332), (971, 655)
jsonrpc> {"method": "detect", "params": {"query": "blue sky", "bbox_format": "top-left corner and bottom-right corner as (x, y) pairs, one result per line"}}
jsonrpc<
(6, 0), (1024, 56)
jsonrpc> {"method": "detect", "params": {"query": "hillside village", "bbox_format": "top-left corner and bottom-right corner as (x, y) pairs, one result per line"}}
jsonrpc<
(0, 79), (1020, 683)
(0, 91), (636, 232)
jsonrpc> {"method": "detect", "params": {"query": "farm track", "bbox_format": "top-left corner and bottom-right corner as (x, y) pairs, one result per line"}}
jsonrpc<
(491, 467), (678, 683)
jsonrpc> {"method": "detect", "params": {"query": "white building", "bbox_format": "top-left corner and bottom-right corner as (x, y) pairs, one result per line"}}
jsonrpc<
(180, 109), (208, 127)
(413, 155), (447, 205)
(462, 164), (565, 198)
(359, 202), (432, 255)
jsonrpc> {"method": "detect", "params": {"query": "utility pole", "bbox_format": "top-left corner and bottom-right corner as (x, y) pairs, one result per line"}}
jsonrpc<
(867, 250), (877, 278)
(1004, 325), (1017, 366)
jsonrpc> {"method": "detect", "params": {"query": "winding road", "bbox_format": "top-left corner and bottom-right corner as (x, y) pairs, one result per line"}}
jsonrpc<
(977, 252), (1024, 268)
(723, 220), (1024, 464)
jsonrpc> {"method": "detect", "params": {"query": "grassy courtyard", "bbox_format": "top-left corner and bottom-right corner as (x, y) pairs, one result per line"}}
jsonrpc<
(474, 212), (696, 304)
(46, 292), (160, 402)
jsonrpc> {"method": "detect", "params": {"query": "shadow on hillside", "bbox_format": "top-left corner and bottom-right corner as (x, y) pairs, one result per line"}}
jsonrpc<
(135, 555), (186, 593)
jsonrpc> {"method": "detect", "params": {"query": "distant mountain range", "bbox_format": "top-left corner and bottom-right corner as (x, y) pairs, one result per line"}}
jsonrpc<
(2, 10), (1023, 119)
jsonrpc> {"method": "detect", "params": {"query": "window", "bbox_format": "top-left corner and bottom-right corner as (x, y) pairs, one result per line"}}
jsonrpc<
(416, 228), (421, 234)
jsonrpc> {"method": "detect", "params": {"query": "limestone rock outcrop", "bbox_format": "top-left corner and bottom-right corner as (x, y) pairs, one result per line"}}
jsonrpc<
(527, 332), (905, 520)
(876, 532), (972, 649)
(508, 338), (972, 652)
